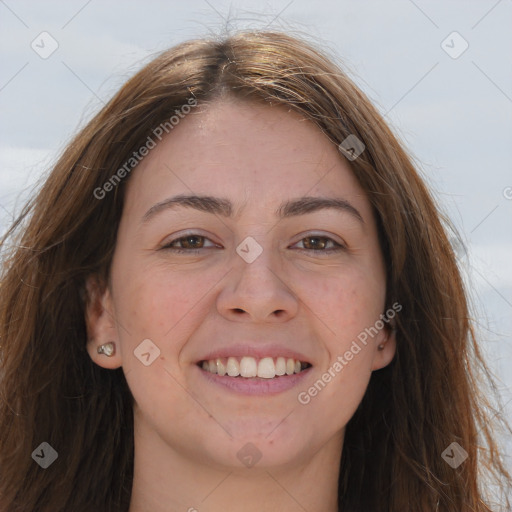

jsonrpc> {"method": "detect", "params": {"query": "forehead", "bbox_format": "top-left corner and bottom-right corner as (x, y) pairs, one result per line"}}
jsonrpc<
(122, 98), (371, 221)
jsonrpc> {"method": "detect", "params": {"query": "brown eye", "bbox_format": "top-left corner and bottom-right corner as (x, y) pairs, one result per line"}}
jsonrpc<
(175, 235), (205, 249)
(294, 236), (345, 252)
(302, 236), (329, 250)
(162, 234), (219, 253)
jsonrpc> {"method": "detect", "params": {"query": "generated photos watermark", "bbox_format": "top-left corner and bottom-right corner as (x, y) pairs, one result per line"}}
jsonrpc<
(93, 97), (198, 200)
(441, 441), (468, 469)
(31, 441), (58, 469)
(338, 134), (365, 161)
(297, 302), (402, 405)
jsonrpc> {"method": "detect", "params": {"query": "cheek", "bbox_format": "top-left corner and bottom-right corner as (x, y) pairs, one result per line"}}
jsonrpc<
(298, 356), (372, 440)
(112, 261), (222, 360)
(295, 263), (385, 344)
(294, 275), (378, 433)
(112, 265), (213, 427)
(291, 265), (383, 413)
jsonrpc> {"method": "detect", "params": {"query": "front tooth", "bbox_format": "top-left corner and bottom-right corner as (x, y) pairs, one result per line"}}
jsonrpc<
(240, 356), (257, 378)
(286, 358), (295, 375)
(227, 357), (240, 377)
(294, 360), (301, 373)
(216, 358), (226, 376)
(275, 357), (286, 376)
(257, 357), (276, 378)
(208, 360), (217, 374)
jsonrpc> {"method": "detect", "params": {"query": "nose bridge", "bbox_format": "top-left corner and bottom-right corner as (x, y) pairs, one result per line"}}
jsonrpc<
(234, 234), (281, 291)
(217, 234), (298, 321)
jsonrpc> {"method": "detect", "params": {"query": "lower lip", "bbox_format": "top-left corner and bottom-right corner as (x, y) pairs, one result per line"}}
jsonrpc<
(195, 364), (312, 395)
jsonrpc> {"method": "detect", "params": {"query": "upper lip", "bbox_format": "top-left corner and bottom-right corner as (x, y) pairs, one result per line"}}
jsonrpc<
(196, 343), (312, 365)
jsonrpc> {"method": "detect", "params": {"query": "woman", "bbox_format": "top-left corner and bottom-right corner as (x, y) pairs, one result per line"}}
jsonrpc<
(0, 30), (510, 512)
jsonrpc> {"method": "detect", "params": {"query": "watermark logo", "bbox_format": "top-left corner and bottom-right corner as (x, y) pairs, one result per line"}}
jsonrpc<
(441, 441), (468, 468)
(134, 338), (161, 366)
(339, 134), (365, 161)
(31, 442), (58, 469)
(31, 31), (59, 59)
(236, 236), (263, 263)
(236, 442), (262, 468)
(441, 31), (469, 59)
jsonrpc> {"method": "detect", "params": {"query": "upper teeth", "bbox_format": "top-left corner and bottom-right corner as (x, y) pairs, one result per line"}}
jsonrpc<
(201, 356), (307, 379)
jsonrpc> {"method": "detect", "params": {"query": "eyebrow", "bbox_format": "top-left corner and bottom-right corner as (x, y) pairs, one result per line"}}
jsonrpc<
(142, 194), (364, 224)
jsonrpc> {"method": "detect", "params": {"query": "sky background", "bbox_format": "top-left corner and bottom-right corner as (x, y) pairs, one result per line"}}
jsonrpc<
(1, 0), (511, 474)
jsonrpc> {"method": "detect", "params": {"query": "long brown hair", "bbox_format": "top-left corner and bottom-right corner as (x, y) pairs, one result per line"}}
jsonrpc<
(1, 30), (510, 512)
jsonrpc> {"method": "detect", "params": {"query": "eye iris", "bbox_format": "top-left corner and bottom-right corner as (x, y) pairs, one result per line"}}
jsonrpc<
(181, 235), (203, 248)
(304, 237), (327, 250)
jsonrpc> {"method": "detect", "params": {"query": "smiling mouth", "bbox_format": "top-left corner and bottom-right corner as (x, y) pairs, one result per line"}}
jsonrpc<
(198, 356), (312, 379)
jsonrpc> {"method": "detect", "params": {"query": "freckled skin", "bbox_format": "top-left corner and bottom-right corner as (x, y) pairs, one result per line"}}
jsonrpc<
(87, 99), (396, 512)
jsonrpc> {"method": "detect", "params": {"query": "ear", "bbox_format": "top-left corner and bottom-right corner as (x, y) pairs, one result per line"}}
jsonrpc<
(84, 275), (122, 369)
(371, 324), (397, 371)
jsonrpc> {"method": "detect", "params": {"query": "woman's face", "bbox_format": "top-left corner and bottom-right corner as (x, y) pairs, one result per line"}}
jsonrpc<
(87, 98), (395, 471)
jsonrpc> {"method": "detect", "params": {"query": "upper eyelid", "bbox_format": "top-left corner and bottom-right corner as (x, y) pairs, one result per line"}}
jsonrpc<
(162, 232), (219, 247)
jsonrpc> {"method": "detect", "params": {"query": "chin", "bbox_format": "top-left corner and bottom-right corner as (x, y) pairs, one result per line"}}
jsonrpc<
(201, 427), (308, 470)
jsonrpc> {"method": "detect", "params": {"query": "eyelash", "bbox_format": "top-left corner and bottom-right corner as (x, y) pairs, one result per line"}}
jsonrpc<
(161, 233), (346, 256)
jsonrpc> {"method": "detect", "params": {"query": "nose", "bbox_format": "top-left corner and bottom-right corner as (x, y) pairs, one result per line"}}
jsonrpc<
(216, 240), (299, 323)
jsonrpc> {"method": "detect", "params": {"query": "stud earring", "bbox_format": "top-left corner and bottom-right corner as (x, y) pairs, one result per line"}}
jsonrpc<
(378, 343), (385, 351)
(97, 341), (116, 357)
